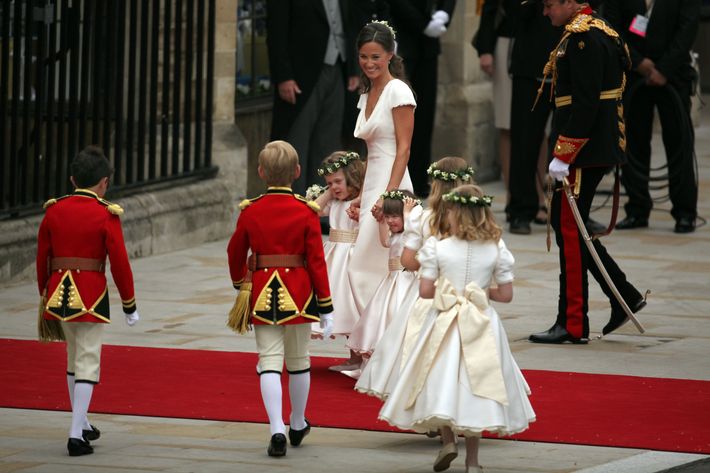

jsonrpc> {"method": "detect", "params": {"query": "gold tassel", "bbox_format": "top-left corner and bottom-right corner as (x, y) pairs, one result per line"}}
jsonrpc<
(227, 282), (253, 334)
(37, 297), (65, 342)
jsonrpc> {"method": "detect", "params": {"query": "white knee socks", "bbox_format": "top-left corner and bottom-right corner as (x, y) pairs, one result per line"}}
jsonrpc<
(260, 373), (286, 435)
(288, 372), (310, 430)
(69, 383), (94, 439)
(67, 374), (92, 431)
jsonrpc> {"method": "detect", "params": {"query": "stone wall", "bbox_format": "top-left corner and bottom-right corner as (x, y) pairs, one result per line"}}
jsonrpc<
(433, 0), (498, 182)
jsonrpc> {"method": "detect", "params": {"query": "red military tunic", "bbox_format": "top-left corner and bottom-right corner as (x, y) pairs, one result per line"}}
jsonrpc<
(227, 187), (333, 325)
(36, 189), (136, 323)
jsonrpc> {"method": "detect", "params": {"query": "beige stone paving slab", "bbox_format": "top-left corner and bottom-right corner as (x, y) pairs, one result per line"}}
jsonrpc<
(0, 409), (648, 473)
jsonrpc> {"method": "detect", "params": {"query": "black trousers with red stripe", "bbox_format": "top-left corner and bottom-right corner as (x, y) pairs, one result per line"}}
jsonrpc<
(551, 166), (643, 339)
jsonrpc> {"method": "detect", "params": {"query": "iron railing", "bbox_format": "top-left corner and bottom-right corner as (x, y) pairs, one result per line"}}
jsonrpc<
(0, 0), (217, 219)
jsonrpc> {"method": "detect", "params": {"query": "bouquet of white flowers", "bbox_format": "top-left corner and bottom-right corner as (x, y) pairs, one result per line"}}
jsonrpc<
(305, 184), (327, 201)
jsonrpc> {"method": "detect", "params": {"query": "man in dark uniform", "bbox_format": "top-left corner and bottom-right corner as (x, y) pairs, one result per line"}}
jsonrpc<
(227, 140), (334, 457)
(604, 0), (700, 233)
(528, 1), (646, 344)
(36, 146), (139, 455)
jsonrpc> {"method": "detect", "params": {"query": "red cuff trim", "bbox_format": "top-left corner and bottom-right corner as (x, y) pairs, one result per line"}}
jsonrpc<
(553, 135), (589, 164)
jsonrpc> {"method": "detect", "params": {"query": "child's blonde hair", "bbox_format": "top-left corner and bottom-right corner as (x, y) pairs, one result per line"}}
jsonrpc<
(444, 184), (502, 242)
(320, 151), (365, 199)
(258, 140), (299, 186)
(427, 157), (476, 237)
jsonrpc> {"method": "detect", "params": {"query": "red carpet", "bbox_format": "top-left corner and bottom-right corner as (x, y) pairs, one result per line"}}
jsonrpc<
(2, 338), (709, 454)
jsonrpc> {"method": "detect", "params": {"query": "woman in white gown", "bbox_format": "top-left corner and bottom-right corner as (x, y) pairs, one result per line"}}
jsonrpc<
(348, 21), (416, 314)
(379, 185), (535, 473)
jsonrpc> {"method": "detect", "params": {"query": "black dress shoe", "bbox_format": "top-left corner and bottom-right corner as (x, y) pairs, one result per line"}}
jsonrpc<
(603, 297), (648, 336)
(267, 433), (287, 457)
(585, 217), (606, 234)
(67, 437), (93, 456)
(616, 215), (648, 230)
(288, 419), (311, 447)
(509, 218), (531, 235)
(82, 424), (101, 442)
(529, 324), (588, 344)
(674, 217), (696, 234)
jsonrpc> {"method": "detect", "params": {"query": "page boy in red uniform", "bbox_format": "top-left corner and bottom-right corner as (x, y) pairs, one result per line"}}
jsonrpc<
(36, 146), (139, 456)
(227, 140), (334, 457)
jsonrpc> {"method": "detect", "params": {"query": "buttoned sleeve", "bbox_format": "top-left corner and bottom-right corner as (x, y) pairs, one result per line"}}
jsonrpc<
(304, 209), (333, 314)
(494, 238), (515, 284)
(403, 205), (424, 250)
(552, 32), (605, 164)
(36, 215), (52, 295)
(227, 210), (250, 290)
(105, 213), (136, 313)
(417, 236), (439, 281)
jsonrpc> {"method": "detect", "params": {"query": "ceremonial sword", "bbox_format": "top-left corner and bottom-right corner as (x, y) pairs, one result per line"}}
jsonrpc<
(561, 177), (646, 334)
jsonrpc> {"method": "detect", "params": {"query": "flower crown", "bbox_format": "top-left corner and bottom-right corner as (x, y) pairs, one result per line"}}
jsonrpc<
(305, 184), (327, 201)
(442, 191), (493, 207)
(427, 164), (475, 182)
(317, 151), (361, 176)
(371, 20), (396, 39)
(380, 190), (421, 205)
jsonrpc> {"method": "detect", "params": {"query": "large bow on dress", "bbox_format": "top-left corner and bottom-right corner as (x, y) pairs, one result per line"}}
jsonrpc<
(405, 278), (508, 408)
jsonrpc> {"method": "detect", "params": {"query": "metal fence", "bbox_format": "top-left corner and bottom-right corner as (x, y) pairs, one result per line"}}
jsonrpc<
(0, 0), (217, 219)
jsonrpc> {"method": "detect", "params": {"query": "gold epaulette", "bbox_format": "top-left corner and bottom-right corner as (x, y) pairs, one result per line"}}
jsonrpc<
(239, 194), (265, 210)
(43, 195), (70, 209)
(98, 197), (124, 216)
(566, 14), (619, 39)
(295, 194), (320, 213)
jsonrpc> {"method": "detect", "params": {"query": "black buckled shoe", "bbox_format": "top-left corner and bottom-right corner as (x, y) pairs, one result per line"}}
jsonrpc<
(509, 218), (531, 235)
(616, 215), (648, 230)
(529, 324), (588, 344)
(603, 294), (649, 336)
(674, 217), (696, 234)
(67, 437), (94, 456)
(267, 433), (287, 457)
(288, 419), (311, 447)
(82, 424), (101, 442)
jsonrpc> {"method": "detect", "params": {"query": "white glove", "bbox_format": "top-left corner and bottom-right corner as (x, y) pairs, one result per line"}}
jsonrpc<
(125, 310), (140, 327)
(548, 158), (570, 181)
(432, 10), (450, 24)
(423, 18), (447, 38)
(319, 313), (334, 339)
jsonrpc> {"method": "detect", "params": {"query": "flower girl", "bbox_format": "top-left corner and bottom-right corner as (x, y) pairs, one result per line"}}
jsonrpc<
(379, 185), (535, 472)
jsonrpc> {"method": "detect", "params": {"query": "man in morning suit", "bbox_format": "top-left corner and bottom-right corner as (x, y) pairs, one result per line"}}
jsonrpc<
(266, 0), (359, 194)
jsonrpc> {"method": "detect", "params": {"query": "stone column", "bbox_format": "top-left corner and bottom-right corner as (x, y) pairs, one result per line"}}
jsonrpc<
(433, 0), (499, 182)
(213, 0), (248, 199)
(214, 0), (237, 122)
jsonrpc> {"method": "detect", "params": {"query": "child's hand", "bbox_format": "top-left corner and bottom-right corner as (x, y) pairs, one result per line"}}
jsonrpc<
(347, 197), (361, 221)
(370, 197), (384, 220)
(402, 197), (418, 217)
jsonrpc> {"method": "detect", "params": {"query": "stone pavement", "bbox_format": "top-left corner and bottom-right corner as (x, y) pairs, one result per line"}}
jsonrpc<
(1, 106), (709, 472)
